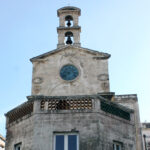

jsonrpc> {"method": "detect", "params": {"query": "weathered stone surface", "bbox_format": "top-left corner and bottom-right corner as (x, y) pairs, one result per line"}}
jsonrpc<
(57, 6), (81, 48)
(141, 123), (150, 150)
(5, 6), (143, 150)
(115, 94), (143, 150)
(5, 116), (33, 150)
(5, 95), (137, 150)
(31, 46), (110, 96)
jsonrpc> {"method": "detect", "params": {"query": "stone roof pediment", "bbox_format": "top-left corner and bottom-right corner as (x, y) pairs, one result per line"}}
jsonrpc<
(30, 46), (111, 62)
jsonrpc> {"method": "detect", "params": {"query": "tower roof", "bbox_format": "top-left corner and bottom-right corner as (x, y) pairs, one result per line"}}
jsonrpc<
(58, 6), (80, 11)
(57, 6), (81, 16)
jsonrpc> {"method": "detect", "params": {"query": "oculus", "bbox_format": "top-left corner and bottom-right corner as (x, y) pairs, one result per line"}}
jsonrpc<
(60, 65), (79, 81)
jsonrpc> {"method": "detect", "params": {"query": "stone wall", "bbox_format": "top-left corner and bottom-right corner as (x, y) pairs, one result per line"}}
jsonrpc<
(5, 95), (137, 150)
(32, 112), (136, 150)
(32, 98), (136, 150)
(115, 94), (143, 150)
(141, 123), (150, 150)
(31, 47), (110, 96)
(5, 116), (33, 150)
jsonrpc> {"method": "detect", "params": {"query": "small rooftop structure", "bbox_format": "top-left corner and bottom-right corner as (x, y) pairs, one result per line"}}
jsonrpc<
(57, 6), (81, 16)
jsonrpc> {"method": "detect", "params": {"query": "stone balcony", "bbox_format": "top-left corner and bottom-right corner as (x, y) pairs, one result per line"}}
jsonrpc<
(5, 94), (135, 127)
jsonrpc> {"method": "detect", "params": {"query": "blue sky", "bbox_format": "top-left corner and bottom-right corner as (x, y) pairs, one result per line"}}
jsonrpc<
(0, 0), (150, 136)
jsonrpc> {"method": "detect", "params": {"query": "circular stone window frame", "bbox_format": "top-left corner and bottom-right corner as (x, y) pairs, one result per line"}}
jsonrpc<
(59, 64), (80, 82)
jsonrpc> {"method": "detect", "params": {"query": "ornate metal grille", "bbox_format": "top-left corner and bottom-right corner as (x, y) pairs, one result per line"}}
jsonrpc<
(101, 101), (130, 121)
(8, 102), (33, 124)
(40, 99), (92, 110)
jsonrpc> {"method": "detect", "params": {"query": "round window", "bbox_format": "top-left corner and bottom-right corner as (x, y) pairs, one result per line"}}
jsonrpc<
(60, 65), (79, 81)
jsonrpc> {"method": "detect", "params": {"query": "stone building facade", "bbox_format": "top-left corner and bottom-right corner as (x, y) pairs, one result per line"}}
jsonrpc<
(5, 6), (143, 150)
(142, 122), (150, 150)
(0, 134), (5, 150)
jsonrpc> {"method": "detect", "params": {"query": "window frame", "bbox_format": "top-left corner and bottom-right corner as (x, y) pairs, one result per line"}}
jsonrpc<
(113, 141), (123, 150)
(54, 133), (79, 150)
(14, 142), (22, 150)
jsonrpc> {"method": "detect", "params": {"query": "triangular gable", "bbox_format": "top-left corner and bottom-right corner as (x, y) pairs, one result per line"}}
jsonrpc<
(30, 45), (111, 62)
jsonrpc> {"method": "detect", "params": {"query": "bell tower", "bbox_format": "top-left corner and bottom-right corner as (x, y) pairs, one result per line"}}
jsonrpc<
(5, 6), (143, 150)
(57, 6), (81, 48)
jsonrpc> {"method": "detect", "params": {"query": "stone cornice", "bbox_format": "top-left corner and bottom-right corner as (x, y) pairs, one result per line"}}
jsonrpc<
(27, 94), (133, 113)
(5, 101), (33, 116)
(5, 94), (134, 118)
(115, 94), (138, 102)
(57, 6), (81, 16)
(30, 45), (111, 62)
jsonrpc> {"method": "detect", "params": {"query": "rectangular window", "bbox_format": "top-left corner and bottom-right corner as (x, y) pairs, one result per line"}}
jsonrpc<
(113, 141), (122, 150)
(54, 133), (78, 150)
(68, 135), (77, 150)
(14, 143), (22, 150)
(56, 135), (64, 150)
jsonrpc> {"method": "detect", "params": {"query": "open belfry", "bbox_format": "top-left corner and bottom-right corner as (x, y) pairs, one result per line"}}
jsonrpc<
(5, 6), (143, 150)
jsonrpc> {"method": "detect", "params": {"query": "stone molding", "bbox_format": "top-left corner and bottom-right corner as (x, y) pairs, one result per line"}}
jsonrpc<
(30, 45), (111, 62)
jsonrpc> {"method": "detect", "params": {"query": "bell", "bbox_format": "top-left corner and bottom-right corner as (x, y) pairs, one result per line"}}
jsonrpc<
(66, 36), (72, 45)
(67, 20), (71, 27)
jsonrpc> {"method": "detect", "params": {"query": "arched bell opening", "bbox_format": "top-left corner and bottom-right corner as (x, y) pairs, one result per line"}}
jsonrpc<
(65, 31), (74, 45)
(65, 15), (73, 27)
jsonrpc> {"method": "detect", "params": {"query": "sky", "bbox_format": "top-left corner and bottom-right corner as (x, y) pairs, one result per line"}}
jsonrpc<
(0, 0), (150, 137)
